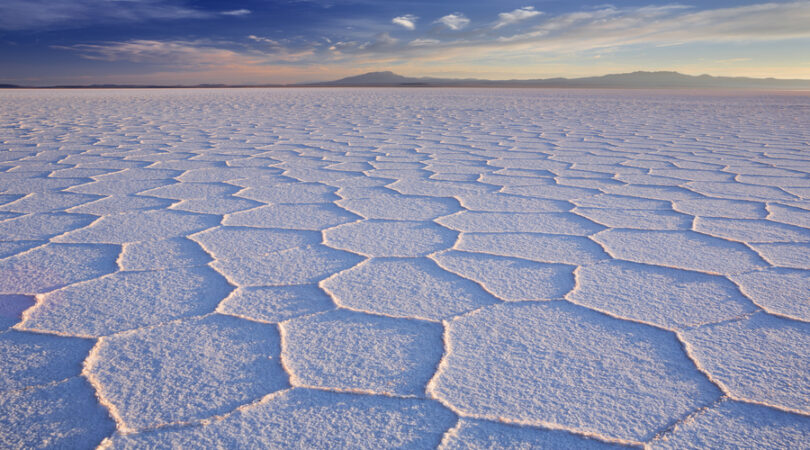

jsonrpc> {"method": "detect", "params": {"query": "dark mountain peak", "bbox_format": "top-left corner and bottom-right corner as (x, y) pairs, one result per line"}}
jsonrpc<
(327, 71), (420, 85)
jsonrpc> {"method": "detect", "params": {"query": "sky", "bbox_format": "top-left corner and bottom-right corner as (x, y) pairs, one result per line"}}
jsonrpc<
(1, 0), (808, 85)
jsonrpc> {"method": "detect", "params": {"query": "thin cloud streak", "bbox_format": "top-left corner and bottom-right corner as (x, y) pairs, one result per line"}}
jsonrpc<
(57, 38), (320, 66)
(0, 0), (210, 30)
(53, 40), (255, 66)
(493, 6), (542, 29)
(221, 9), (251, 16)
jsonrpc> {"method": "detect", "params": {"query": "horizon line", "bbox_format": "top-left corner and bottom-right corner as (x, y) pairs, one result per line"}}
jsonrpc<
(4, 69), (810, 90)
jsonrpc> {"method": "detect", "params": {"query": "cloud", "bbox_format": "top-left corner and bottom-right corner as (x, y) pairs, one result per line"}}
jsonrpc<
(58, 37), (315, 66)
(329, 32), (399, 54)
(494, 6), (542, 29)
(331, 2), (810, 74)
(494, 2), (810, 49)
(409, 38), (440, 47)
(392, 14), (417, 30)
(357, 32), (399, 52)
(0, 0), (210, 30)
(437, 13), (470, 31)
(221, 9), (251, 16)
(43, 2), (810, 83)
(248, 35), (282, 46)
(54, 40), (254, 67)
(55, 2), (810, 67)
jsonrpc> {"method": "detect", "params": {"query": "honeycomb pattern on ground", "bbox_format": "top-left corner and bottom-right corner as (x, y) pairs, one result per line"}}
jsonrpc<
(1, 88), (808, 447)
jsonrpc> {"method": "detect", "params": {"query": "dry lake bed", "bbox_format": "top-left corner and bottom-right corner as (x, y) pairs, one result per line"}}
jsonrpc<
(0, 88), (808, 448)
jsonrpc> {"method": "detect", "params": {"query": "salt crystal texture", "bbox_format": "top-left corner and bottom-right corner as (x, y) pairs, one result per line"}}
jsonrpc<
(1, 88), (808, 447)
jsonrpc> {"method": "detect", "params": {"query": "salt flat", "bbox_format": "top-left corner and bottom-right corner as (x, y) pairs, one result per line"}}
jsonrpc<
(0, 88), (809, 448)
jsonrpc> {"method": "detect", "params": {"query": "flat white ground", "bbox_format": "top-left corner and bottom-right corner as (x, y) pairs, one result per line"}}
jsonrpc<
(0, 88), (808, 448)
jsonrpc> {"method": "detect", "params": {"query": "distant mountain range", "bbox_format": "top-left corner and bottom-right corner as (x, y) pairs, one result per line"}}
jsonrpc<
(305, 71), (810, 90)
(3, 71), (810, 89)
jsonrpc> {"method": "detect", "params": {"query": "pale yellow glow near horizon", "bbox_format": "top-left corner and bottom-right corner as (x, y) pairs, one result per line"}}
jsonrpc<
(14, 59), (809, 86)
(33, 64), (806, 86)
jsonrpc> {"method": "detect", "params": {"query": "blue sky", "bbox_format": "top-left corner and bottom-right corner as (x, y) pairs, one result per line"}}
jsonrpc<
(1, 0), (808, 85)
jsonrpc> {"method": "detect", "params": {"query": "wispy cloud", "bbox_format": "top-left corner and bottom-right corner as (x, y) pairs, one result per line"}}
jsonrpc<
(494, 6), (541, 29)
(43, 2), (810, 83)
(437, 13), (470, 31)
(328, 33), (399, 55)
(0, 0), (210, 30)
(221, 9), (251, 17)
(392, 14), (418, 30)
(57, 37), (314, 66)
(54, 40), (252, 66)
(54, 3), (810, 66)
(493, 3), (810, 49)
(248, 35), (280, 46)
(409, 38), (440, 47)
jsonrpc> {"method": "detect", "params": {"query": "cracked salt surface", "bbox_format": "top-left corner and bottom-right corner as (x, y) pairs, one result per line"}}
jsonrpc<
(0, 88), (809, 448)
